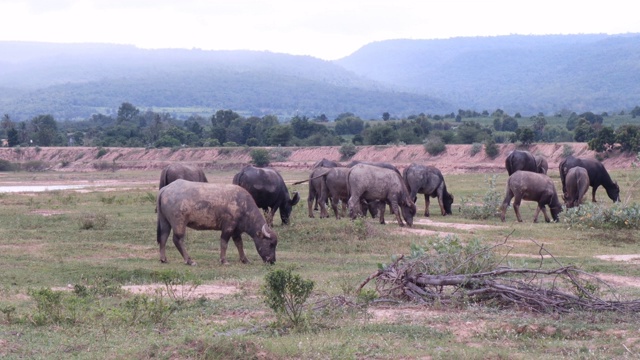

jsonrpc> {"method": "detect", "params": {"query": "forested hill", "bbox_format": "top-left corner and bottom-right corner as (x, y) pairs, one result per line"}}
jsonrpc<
(1, 34), (639, 121)
(336, 34), (640, 115)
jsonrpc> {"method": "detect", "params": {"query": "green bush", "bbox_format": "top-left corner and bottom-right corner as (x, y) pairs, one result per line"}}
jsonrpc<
(339, 143), (358, 160)
(459, 175), (502, 220)
(423, 135), (446, 156)
(564, 202), (640, 229)
(484, 137), (499, 158)
(250, 148), (271, 167)
(561, 144), (575, 158)
(96, 147), (108, 159)
(470, 143), (482, 156)
(262, 267), (314, 327)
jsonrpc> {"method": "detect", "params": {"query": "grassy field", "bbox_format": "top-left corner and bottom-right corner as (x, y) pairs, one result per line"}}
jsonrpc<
(1, 167), (640, 359)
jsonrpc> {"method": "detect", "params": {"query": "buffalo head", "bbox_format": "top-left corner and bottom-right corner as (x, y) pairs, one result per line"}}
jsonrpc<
(279, 192), (300, 225)
(607, 182), (620, 203)
(254, 224), (278, 264)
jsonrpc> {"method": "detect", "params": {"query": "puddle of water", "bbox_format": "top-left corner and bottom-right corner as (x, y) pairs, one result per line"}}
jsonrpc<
(0, 185), (90, 193)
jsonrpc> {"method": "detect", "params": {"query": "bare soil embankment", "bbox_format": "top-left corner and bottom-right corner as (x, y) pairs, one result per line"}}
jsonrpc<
(0, 143), (636, 173)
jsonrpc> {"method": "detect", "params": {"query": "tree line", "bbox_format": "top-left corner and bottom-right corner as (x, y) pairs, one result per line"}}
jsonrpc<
(2, 103), (640, 154)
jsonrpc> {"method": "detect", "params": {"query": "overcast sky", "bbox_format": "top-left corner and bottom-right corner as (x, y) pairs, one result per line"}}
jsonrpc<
(1, 0), (638, 60)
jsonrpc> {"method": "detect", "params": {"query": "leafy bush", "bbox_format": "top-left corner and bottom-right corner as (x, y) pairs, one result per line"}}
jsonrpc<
(28, 288), (88, 325)
(423, 135), (446, 156)
(250, 148), (271, 167)
(561, 144), (575, 158)
(96, 147), (108, 159)
(484, 137), (499, 158)
(470, 143), (482, 156)
(78, 213), (108, 230)
(339, 143), (358, 160)
(262, 267), (314, 327)
(459, 175), (502, 220)
(564, 202), (640, 229)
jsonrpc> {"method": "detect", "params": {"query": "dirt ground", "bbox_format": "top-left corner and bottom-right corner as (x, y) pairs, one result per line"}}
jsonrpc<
(0, 142), (636, 174)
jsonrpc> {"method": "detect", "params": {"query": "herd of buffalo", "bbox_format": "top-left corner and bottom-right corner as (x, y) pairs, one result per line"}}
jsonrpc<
(155, 150), (620, 265)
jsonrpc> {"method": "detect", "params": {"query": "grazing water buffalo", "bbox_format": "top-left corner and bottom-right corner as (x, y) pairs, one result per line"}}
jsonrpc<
(403, 163), (454, 217)
(320, 167), (352, 219)
(505, 150), (537, 175)
(559, 156), (619, 203)
(500, 171), (563, 223)
(232, 166), (300, 226)
(159, 163), (208, 189)
(307, 167), (331, 218)
(564, 167), (589, 208)
(535, 155), (548, 174)
(157, 180), (277, 265)
(347, 163), (416, 227)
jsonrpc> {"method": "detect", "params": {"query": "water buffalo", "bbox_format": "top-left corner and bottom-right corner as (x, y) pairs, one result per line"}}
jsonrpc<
(313, 158), (341, 168)
(159, 163), (208, 189)
(403, 163), (454, 217)
(505, 150), (537, 175)
(535, 155), (548, 174)
(559, 156), (619, 203)
(157, 180), (277, 265)
(500, 171), (562, 223)
(319, 167), (351, 219)
(232, 165), (300, 226)
(310, 159), (341, 211)
(564, 166), (589, 208)
(307, 167), (331, 218)
(347, 163), (416, 227)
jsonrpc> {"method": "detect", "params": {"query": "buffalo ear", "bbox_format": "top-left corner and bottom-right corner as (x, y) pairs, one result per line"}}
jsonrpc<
(262, 224), (271, 239)
(290, 192), (300, 206)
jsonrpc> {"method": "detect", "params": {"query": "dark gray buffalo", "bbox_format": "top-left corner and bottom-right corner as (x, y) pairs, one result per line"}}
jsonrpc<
(347, 164), (416, 227)
(403, 163), (454, 217)
(159, 163), (208, 189)
(535, 155), (549, 175)
(232, 166), (300, 226)
(505, 150), (537, 175)
(559, 156), (619, 203)
(564, 166), (589, 208)
(157, 180), (277, 265)
(307, 167), (330, 218)
(320, 167), (352, 219)
(500, 171), (562, 223)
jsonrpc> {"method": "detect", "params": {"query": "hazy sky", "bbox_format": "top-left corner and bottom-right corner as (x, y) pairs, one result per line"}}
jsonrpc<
(1, 0), (638, 60)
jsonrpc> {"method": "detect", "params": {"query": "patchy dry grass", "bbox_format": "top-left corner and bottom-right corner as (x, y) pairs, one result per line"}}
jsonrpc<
(0, 167), (639, 359)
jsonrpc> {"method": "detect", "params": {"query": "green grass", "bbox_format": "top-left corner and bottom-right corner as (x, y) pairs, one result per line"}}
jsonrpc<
(0, 168), (640, 359)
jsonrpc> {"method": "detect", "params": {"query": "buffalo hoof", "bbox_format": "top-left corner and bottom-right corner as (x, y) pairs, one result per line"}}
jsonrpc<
(220, 260), (229, 265)
(186, 261), (197, 266)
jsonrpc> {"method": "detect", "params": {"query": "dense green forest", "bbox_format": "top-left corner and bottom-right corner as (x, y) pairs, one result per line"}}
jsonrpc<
(3, 103), (640, 156)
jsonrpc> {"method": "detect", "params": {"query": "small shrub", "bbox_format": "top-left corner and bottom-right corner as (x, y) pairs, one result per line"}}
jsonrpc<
(250, 148), (271, 167)
(564, 202), (640, 229)
(262, 267), (314, 327)
(459, 175), (502, 220)
(561, 144), (575, 158)
(222, 141), (238, 147)
(484, 137), (500, 158)
(124, 293), (176, 326)
(78, 213), (108, 230)
(339, 143), (358, 160)
(28, 288), (88, 325)
(153, 269), (201, 302)
(470, 143), (482, 157)
(424, 135), (446, 156)
(95, 147), (108, 159)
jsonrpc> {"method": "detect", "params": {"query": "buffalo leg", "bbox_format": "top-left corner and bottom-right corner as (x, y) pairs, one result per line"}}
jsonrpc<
(232, 233), (249, 264)
(500, 189), (515, 222)
(437, 193), (447, 216)
(219, 234), (230, 265)
(378, 203), (386, 224)
(157, 216), (171, 263)
(513, 196), (523, 222)
(391, 201), (405, 227)
(424, 194), (430, 217)
(307, 194), (315, 218)
(592, 187), (598, 202)
(172, 231), (195, 266)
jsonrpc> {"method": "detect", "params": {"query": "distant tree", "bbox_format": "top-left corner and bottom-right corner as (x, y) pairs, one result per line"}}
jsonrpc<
(335, 112), (356, 122)
(455, 114), (462, 122)
(565, 112), (579, 131)
(212, 109), (240, 128)
(588, 126), (615, 152)
(484, 137), (499, 158)
(363, 124), (398, 145)
(491, 109), (505, 117)
(116, 102), (140, 124)
(7, 127), (19, 147)
(516, 127), (535, 145)
(615, 125), (640, 152)
(314, 114), (328, 123)
(501, 116), (518, 132)
(30, 114), (59, 146)
(1, 114), (13, 137)
(493, 118), (502, 131)
(382, 112), (390, 121)
(630, 106), (640, 118)
(267, 125), (293, 146)
(579, 112), (603, 125)
(456, 121), (488, 144)
(334, 116), (364, 135)
(573, 119), (596, 142)
(514, 113), (522, 118)
(424, 135), (446, 155)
